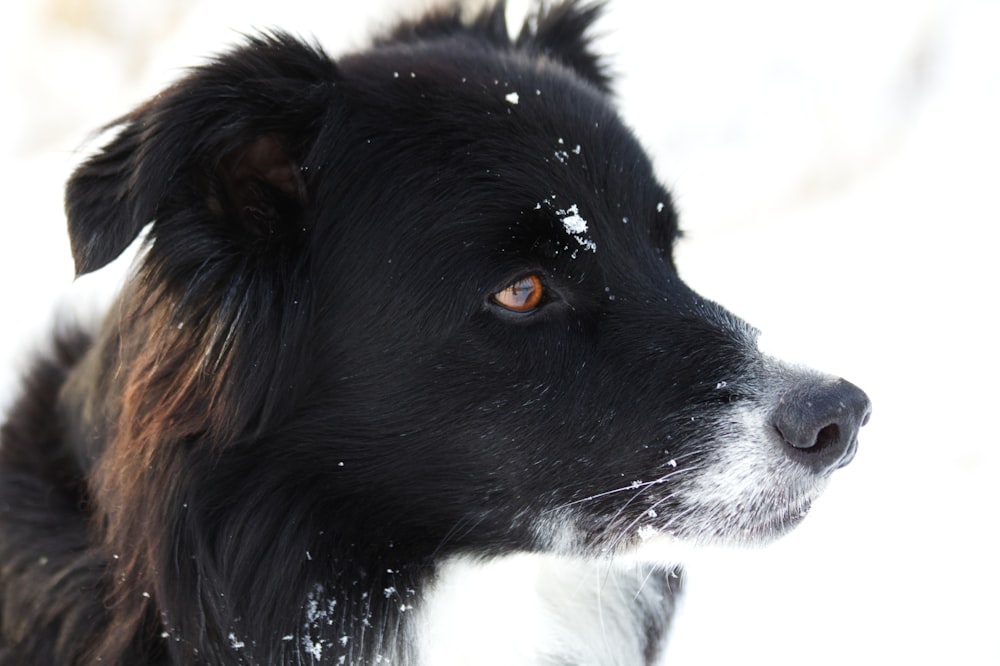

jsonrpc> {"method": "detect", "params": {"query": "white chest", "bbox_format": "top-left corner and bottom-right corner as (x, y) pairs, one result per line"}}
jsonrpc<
(414, 553), (679, 666)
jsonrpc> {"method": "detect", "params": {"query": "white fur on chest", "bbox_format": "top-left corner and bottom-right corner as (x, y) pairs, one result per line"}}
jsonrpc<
(414, 553), (675, 666)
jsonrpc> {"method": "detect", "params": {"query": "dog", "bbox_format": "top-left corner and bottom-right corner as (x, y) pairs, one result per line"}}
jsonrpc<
(0, 1), (871, 664)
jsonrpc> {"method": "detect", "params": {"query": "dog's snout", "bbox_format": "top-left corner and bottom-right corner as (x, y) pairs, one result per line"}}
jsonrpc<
(771, 377), (871, 475)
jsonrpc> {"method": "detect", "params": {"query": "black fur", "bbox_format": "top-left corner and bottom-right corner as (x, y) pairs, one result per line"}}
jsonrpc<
(0, 2), (870, 664)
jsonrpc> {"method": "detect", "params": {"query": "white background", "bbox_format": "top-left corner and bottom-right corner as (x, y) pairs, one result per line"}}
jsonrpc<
(1, 0), (997, 663)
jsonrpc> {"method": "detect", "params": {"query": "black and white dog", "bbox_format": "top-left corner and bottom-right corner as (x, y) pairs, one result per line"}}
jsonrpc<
(0, 2), (870, 664)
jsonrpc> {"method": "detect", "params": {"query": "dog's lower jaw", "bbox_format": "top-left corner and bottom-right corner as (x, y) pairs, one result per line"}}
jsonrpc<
(414, 553), (681, 666)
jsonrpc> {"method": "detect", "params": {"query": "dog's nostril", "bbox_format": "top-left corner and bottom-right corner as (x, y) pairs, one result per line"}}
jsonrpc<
(813, 423), (840, 452)
(772, 377), (871, 475)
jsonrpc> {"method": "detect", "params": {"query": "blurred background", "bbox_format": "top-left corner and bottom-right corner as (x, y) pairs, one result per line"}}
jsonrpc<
(1, 0), (997, 663)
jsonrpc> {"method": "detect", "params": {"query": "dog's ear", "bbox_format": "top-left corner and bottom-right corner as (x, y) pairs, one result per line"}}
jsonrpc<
(517, 1), (611, 94)
(380, 1), (610, 94)
(66, 33), (338, 276)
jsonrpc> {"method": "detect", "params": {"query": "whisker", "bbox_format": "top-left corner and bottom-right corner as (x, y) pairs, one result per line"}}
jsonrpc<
(601, 488), (685, 557)
(547, 478), (669, 511)
(592, 460), (702, 594)
(633, 565), (658, 602)
(430, 515), (486, 559)
(546, 452), (701, 515)
(599, 459), (709, 556)
(595, 458), (704, 550)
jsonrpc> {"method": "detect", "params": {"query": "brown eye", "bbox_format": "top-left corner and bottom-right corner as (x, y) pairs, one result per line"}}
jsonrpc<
(493, 275), (544, 313)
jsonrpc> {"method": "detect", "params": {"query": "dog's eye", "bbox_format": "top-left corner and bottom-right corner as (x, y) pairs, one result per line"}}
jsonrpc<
(492, 275), (544, 313)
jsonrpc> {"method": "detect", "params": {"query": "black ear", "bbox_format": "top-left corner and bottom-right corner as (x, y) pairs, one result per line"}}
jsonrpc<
(378, 1), (610, 94)
(517, 1), (611, 94)
(65, 32), (338, 276)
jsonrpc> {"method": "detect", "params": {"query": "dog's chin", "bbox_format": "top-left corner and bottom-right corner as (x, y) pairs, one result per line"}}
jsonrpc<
(617, 493), (820, 563)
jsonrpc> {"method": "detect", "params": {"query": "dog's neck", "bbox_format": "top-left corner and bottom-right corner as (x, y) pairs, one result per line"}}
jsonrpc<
(414, 553), (679, 666)
(214, 548), (680, 665)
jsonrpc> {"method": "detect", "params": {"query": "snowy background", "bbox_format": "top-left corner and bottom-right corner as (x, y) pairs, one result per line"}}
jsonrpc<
(1, 0), (997, 664)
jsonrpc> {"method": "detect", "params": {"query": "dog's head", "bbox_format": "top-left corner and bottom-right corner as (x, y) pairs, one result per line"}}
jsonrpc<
(66, 2), (869, 560)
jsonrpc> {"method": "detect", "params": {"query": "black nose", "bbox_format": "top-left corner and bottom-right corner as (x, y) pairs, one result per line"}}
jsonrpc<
(771, 377), (871, 475)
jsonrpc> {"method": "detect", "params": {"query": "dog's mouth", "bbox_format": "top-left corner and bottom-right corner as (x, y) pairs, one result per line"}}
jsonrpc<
(752, 494), (816, 539)
(617, 484), (824, 555)
(704, 489), (819, 545)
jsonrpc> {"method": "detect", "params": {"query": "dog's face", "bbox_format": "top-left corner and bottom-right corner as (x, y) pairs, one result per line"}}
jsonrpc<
(66, 4), (869, 563)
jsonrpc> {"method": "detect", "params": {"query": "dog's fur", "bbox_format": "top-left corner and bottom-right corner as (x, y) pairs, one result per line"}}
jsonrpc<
(0, 2), (870, 664)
